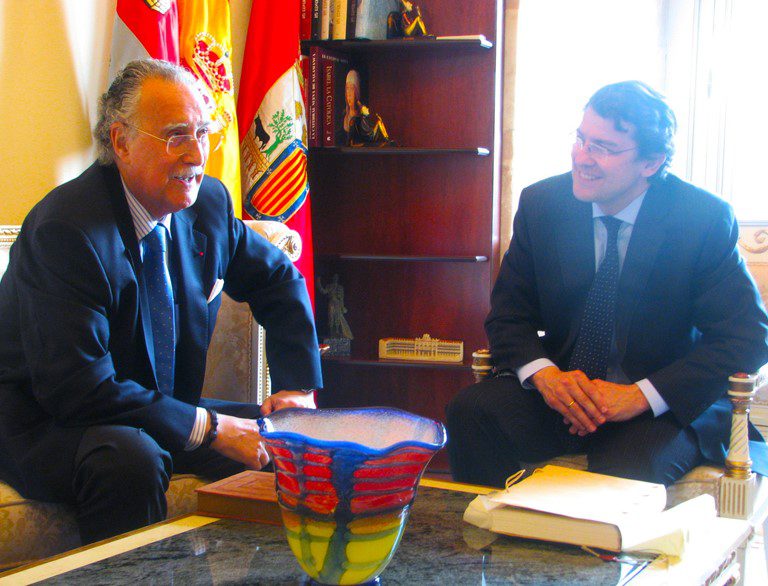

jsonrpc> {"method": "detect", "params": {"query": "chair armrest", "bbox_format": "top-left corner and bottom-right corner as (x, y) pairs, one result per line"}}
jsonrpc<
(471, 348), (493, 383)
(725, 372), (764, 479)
(244, 220), (302, 261)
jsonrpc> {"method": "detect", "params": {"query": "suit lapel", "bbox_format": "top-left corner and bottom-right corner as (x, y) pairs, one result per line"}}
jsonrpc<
(556, 194), (595, 336)
(615, 184), (669, 356)
(103, 165), (159, 384)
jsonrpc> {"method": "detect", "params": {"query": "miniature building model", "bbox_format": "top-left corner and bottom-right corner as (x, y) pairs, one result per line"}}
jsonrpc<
(379, 334), (464, 363)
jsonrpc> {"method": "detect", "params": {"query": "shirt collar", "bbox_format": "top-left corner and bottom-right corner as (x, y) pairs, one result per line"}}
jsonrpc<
(120, 178), (172, 242)
(592, 191), (647, 226)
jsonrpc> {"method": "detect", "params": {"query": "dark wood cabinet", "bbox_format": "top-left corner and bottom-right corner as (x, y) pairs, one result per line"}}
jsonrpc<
(307, 1), (502, 472)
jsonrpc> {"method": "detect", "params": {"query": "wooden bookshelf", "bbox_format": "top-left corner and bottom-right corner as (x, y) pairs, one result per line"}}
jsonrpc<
(308, 0), (502, 472)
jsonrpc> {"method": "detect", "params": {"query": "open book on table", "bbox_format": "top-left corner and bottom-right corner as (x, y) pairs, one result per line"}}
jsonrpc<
(463, 465), (716, 556)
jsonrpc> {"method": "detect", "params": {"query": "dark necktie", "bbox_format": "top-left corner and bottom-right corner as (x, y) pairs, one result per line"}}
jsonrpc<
(143, 225), (175, 395)
(568, 216), (622, 380)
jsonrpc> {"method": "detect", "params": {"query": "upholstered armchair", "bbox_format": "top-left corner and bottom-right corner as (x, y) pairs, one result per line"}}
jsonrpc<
(0, 220), (300, 570)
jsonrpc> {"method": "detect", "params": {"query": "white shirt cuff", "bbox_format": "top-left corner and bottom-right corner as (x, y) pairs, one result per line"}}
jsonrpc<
(517, 358), (557, 389)
(636, 378), (669, 416)
(184, 407), (209, 451)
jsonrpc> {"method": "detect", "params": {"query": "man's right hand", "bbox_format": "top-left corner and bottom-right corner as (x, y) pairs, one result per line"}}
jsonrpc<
(530, 366), (608, 435)
(210, 413), (271, 470)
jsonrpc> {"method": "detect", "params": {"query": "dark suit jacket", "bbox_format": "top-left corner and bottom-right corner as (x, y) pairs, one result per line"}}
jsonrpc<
(0, 163), (322, 493)
(486, 172), (768, 467)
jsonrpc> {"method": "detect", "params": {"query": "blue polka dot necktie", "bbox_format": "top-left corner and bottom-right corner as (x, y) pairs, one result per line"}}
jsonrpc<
(143, 225), (175, 396)
(568, 216), (622, 380)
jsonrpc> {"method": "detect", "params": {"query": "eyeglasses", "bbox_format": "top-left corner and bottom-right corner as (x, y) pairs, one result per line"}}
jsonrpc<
(573, 133), (637, 158)
(123, 122), (222, 155)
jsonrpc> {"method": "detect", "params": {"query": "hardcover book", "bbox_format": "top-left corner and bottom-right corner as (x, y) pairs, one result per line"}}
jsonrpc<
(354, 0), (399, 40)
(463, 465), (716, 556)
(308, 46), (323, 147)
(321, 0), (332, 40)
(300, 0), (312, 40)
(319, 48), (351, 146)
(311, 0), (322, 40)
(196, 470), (281, 525)
(332, 0), (359, 40)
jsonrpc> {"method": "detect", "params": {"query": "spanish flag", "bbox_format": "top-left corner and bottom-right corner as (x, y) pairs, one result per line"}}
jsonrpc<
(238, 1), (314, 306)
(178, 0), (242, 217)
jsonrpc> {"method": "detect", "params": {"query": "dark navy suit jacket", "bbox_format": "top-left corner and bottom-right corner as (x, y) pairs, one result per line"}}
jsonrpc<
(0, 163), (322, 494)
(486, 172), (768, 471)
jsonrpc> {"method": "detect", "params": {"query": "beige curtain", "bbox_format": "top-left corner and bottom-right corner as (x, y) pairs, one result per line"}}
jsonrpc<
(499, 1), (519, 259)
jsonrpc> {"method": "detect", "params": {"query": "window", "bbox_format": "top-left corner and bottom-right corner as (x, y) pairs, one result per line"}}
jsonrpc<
(509, 0), (768, 223)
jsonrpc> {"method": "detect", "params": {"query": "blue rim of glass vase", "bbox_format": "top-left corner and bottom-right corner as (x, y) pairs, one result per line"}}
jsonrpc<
(257, 406), (447, 456)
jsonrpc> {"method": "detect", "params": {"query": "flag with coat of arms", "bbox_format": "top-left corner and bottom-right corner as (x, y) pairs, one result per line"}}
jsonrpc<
(237, 0), (315, 307)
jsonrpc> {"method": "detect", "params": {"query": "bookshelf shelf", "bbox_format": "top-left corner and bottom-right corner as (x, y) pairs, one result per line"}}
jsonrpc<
(322, 356), (471, 370)
(318, 254), (488, 263)
(301, 36), (493, 55)
(310, 147), (490, 156)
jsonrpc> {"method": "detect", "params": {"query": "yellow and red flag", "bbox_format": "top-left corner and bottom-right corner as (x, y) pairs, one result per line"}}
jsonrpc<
(238, 1), (315, 306)
(178, 0), (241, 217)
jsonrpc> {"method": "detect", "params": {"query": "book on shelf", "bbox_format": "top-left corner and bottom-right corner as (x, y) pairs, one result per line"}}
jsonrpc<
(301, 0), (312, 40)
(311, 0), (322, 40)
(320, 48), (351, 146)
(332, 0), (358, 40)
(354, 0), (399, 40)
(308, 46), (323, 147)
(196, 470), (281, 524)
(463, 465), (716, 556)
(320, 0), (332, 40)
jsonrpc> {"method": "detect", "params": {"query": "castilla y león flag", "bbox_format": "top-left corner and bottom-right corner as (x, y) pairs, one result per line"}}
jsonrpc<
(237, 1), (314, 306)
(109, 0), (180, 77)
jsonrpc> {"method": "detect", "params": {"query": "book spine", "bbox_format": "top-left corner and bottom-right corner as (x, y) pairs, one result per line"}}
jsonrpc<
(346, 0), (358, 40)
(322, 57), (335, 146)
(311, 0), (322, 40)
(332, 0), (348, 40)
(320, 0), (331, 40)
(300, 0), (312, 40)
(308, 47), (321, 147)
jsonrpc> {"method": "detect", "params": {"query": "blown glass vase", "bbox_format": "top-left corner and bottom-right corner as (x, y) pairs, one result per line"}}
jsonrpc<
(258, 407), (447, 585)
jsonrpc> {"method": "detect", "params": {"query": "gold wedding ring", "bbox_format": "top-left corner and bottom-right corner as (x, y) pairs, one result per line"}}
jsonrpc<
(566, 400), (575, 407)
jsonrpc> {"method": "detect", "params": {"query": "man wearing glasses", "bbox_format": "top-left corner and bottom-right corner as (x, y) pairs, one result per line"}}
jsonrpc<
(0, 60), (322, 542)
(447, 81), (768, 488)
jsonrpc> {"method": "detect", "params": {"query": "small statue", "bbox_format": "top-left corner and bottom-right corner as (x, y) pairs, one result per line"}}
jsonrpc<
(348, 106), (394, 147)
(387, 0), (429, 39)
(318, 275), (353, 358)
(343, 69), (395, 148)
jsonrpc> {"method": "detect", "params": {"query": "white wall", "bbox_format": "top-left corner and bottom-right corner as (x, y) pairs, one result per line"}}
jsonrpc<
(0, 0), (253, 225)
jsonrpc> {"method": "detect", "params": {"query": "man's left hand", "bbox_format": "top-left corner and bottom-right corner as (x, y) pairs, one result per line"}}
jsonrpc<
(564, 381), (649, 434)
(260, 390), (316, 415)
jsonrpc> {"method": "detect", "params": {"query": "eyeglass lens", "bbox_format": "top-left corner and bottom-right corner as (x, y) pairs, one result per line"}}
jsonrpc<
(167, 132), (221, 154)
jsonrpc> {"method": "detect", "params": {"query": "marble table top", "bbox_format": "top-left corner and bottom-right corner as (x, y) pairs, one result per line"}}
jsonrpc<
(30, 485), (649, 585)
